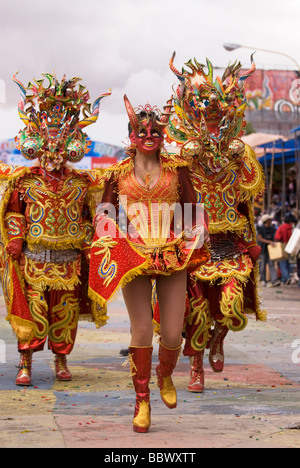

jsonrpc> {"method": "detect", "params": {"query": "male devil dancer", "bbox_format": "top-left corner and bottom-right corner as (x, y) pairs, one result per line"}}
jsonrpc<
(163, 52), (266, 393)
(89, 94), (209, 432)
(0, 73), (110, 385)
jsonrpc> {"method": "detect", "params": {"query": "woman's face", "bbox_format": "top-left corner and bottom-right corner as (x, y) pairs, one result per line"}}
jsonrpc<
(130, 119), (163, 155)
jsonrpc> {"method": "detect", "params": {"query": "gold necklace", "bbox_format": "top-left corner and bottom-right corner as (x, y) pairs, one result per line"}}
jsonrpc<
(134, 162), (159, 189)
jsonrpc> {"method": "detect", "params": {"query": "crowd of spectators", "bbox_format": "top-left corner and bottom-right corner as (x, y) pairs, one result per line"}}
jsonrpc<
(256, 207), (300, 288)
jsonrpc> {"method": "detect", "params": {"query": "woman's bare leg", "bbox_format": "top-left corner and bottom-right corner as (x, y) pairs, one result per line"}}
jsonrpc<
(122, 275), (153, 433)
(155, 269), (187, 408)
(156, 269), (187, 348)
(122, 275), (153, 346)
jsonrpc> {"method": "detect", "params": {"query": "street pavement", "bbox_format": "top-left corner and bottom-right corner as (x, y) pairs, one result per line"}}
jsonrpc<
(0, 283), (299, 450)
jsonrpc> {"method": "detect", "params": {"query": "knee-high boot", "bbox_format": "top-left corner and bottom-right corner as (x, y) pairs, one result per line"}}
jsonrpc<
(129, 346), (153, 433)
(156, 340), (182, 409)
(187, 351), (204, 393)
(209, 322), (228, 373)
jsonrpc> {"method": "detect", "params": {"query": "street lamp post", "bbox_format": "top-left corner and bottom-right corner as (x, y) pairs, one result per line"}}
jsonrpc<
(223, 43), (300, 71)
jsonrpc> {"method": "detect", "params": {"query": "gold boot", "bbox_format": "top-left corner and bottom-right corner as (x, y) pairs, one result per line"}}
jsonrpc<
(156, 340), (182, 409)
(128, 346), (153, 433)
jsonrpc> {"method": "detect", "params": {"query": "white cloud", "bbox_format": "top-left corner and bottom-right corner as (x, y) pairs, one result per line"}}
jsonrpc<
(0, 0), (300, 146)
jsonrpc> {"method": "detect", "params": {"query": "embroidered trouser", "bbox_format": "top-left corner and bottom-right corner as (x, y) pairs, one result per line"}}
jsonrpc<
(18, 284), (80, 355)
(183, 276), (247, 356)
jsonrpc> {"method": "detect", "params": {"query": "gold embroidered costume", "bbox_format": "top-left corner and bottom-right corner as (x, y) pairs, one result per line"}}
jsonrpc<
(165, 53), (266, 391)
(0, 72), (110, 385)
(89, 152), (210, 306)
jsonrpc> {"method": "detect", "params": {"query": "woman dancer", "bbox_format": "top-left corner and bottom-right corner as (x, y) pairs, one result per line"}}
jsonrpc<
(89, 95), (209, 432)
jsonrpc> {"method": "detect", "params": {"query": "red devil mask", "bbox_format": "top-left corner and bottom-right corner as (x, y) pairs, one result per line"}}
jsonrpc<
(124, 95), (173, 155)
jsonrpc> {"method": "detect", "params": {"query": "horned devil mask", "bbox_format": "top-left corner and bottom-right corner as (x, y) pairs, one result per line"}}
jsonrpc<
(13, 72), (111, 171)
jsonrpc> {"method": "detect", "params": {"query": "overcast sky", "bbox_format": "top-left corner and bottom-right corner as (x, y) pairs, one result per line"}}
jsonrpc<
(0, 0), (299, 147)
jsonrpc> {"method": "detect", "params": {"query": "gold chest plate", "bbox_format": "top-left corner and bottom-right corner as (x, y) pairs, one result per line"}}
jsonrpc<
(21, 174), (88, 249)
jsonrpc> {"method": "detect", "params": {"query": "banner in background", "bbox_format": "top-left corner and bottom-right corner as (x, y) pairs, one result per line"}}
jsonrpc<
(244, 69), (300, 130)
(245, 69), (299, 111)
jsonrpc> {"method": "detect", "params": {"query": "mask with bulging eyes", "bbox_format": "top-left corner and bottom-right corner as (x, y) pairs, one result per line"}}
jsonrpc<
(166, 52), (256, 172)
(13, 72), (111, 171)
(19, 132), (43, 160)
(19, 124), (88, 171)
(66, 137), (86, 163)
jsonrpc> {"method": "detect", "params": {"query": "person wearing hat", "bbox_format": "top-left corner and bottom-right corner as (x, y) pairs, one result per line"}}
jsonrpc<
(257, 214), (280, 287)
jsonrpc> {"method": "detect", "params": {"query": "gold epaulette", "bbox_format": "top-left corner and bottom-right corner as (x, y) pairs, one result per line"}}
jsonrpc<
(0, 162), (29, 181)
(239, 144), (265, 201)
(100, 157), (132, 181)
(160, 151), (192, 170)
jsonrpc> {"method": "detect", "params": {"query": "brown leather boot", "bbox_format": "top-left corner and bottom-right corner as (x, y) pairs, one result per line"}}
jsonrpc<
(54, 354), (72, 381)
(209, 323), (228, 373)
(187, 351), (204, 393)
(16, 350), (33, 386)
(129, 346), (153, 433)
(156, 340), (182, 409)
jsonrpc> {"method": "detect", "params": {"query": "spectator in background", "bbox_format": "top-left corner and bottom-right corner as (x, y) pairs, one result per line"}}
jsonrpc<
(286, 168), (297, 208)
(270, 200), (281, 225)
(257, 214), (280, 287)
(275, 214), (297, 285)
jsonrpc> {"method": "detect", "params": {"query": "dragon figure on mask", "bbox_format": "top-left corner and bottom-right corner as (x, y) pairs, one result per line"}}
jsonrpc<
(162, 52), (266, 393)
(0, 72), (110, 386)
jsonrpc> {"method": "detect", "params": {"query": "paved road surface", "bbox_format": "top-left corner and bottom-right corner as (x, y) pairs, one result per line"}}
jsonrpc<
(0, 284), (299, 449)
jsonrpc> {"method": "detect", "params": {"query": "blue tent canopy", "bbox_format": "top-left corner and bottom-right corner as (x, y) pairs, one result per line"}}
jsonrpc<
(290, 125), (300, 133)
(258, 134), (300, 166)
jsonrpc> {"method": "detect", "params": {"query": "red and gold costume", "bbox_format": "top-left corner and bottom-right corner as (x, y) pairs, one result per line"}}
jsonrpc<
(0, 73), (109, 385)
(89, 95), (209, 432)
(89, 97), (209, 305)
(165, 53), (266, 392)
(89, 151), (209, 305)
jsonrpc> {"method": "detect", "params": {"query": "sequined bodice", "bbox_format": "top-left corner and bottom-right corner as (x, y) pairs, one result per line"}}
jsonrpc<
(118, 165), (180, 247)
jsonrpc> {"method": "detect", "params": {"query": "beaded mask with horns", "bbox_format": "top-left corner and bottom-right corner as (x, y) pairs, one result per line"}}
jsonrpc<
(13, 72), (111, 171)
(166, 52), (256, 172)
